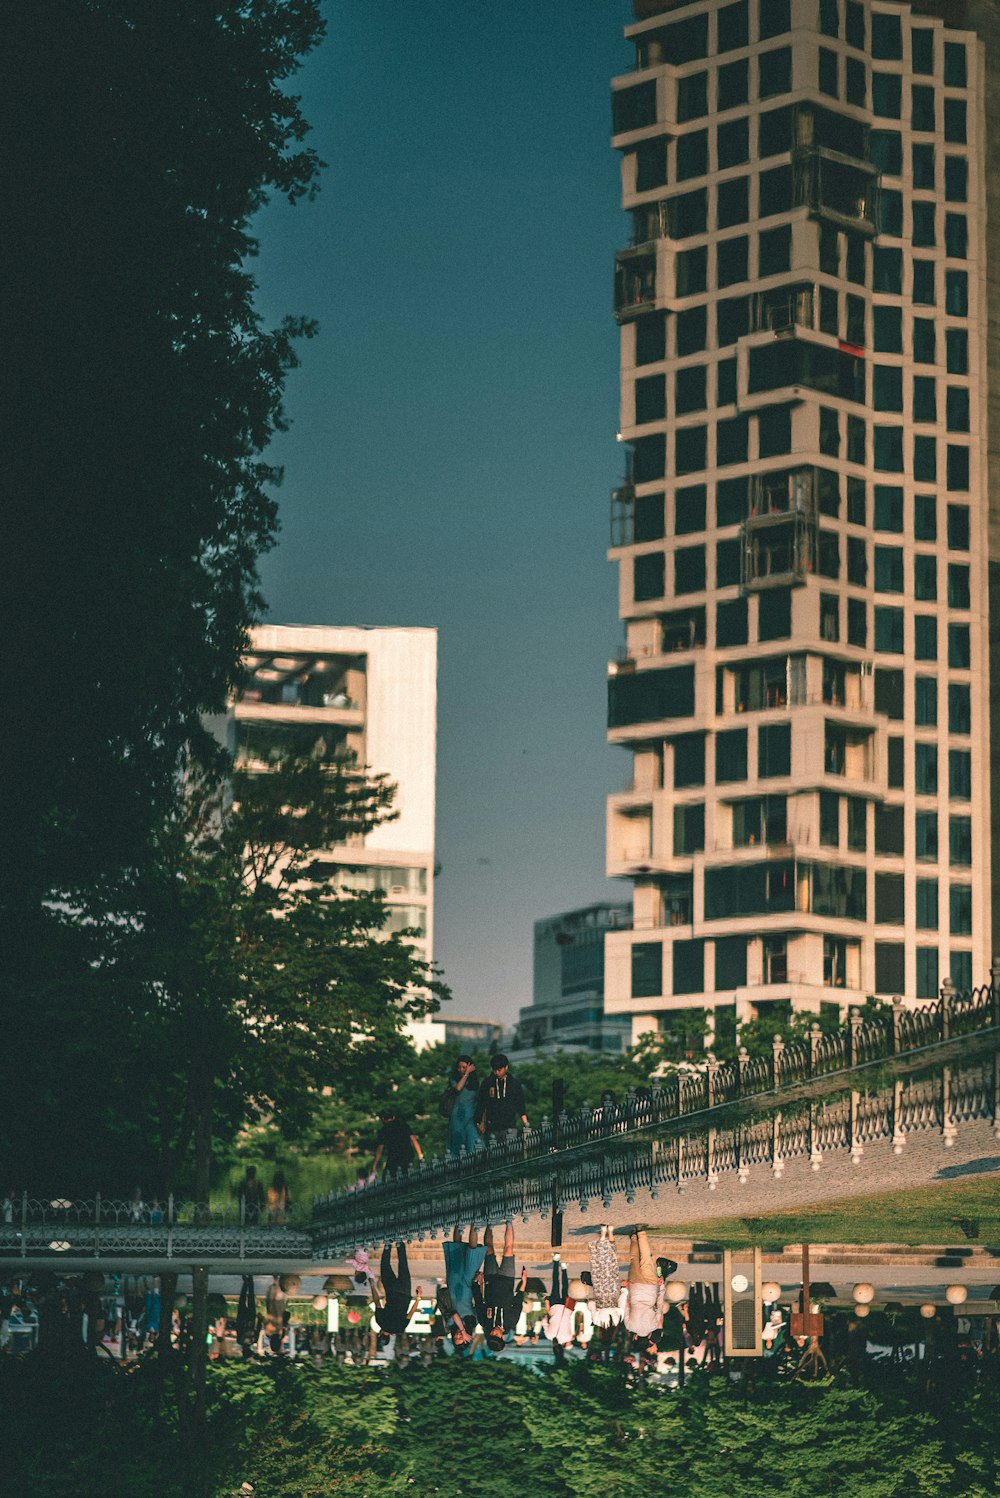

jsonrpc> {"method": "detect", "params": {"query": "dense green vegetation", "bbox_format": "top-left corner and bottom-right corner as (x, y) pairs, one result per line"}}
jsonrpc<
(4, 1354), (998, 1498)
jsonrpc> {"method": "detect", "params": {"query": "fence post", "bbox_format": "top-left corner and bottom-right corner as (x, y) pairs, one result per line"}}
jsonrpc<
(849, 1090), (863, 1162)
(239, 1191), (246, 1262)
(891, 996), (903, 1055)
(771, 1034), (784, 1090)
(849, 1007), (864, 1066)
(991, 957), (1000, 1030)
(94, 1193), (101, 1259)
(941, 1067), (957, 1148)
(771, 1112), (783, 1177)
(737, 1046), (749, 1096)
(167, 1193), (174, 1261)
(941, 977), (955, 1042)
(705, 1052), (719, 1109)
(808, 1022), (821, 1076)
(808, 1102), (822, 1170)
(706, 1127), (718, 1190)
(993, 1052), (1000, 1140)
(20, 1190), (27, 1259)
(891, 1079), (906, 1154)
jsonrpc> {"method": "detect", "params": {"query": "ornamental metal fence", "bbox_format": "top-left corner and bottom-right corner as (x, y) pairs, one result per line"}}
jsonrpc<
(0, 1196), (313, 1261)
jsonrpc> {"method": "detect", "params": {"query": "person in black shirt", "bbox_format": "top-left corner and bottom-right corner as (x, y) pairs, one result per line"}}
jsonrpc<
(372, 1108), (424, 1177)
(474, 1055), (529, 1141)
(471, 1222), (527, 1354)
(369, 1241), (421, 1352)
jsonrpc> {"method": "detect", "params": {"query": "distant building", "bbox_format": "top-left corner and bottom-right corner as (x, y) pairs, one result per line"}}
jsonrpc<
(513, 904), (634, 1055)
(404, 1015), (504, 1053)
(234, 623), (437, 965)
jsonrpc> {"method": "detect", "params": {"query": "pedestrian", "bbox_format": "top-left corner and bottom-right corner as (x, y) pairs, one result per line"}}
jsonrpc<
(472, 1222), (527, 1354)
(237, 1166), (264, 1225)
(541, 1253), (577, 1349)
(369, 1242), (420, 1356)
(372, 1107), (424, 1178)
(589, 1225), (627, 1328)
(440, 1224), (486, 1345)
(444, 1056), (482, 1159)
(267, 1170), (292, 1223)
(474, 1054), (529, 1142)
(623, 1228), (664, 1345)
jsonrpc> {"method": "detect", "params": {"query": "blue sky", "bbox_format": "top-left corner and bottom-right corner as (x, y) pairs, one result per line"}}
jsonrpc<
(253, 1), (635, 1021)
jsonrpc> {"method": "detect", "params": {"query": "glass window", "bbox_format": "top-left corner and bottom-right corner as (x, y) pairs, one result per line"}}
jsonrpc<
(634, 553), (665, 601)
(915, 677), (937, 727)
(947, 444), (970, 492)
(873, 485), (903, 532)
(913, 436), (937, 484)
(674, 544), (706, 594)
(916, 947), (939, 1001)
(949, 749), (971, 801)
(674, 802), (705, 855)
(871, 12), (902, 58)
(913, 555), (937, 601)
(914, 493), (936, 542)
(944, 42), (967, 88)
(915, 741), (938, 794)
(911, 29), (934, 76)
(716, 416), (748, 466)
(912, 143), (935, 190)
(912, 376), (936, 424)
(949, 683), (971, 735)
(874, 668), (904, 720)
(847, 597), (866, 647)
(759, 165), (793, 218)
(820, 286), (839, 336)
(912, 201), (935, 247)
(913, 319), (936, 365)
(715, 935), (747, 990)
(716, 295), (750, 346)
(874, 606), (904, 653)
(872, 73), (902, 118)
(758, 105), (793, 159)
(717, 358), (737, 406)
(913, 260), (935, 304)
(677, 72), (709, 123)
(716, 597), (748, 646)
(948, 623), (970, 669)
(950, 883), (972, 936)
(847, 537), (867, 586)
(914, 616), (937, 661)
(820, 790), (840, 847)
(847, 415), (866, 464)
(916, 878), (938, 930)
(873, 366), (903, 412)
(717, 1), (749, 52)
(758, 48), (792, 99)
(759, 1), (790, 40)
(873, 306), (902, 352)
(880, 189), (902, 237)
(716, 728), (748, 783)
(951, 950), (973, 991)
(873, 247), (902, 294)
(945, 214), (968, 260)
(845, 54), (866, 107)
(845, 2), (864, 49)
(875, 942), (905, 995)
(636, 374), (666, 423)
(948, 563), (970, 609)
(944, 98), (967, 145)
(676, 305), (707, 357)
(847, 797), (866, 851)
(758, 225), (791, 276)
(945, 157), (968, 204)
(636, 313), (667, 366)
(758, 722), (791, 778)
(875, 804), (904, 854)
(887, 736), (904, 789)
(675, 365), (707, 416)
(875, 873), (904, 924)
(674, 484), (706, 535)
(947, 387), (970, 434)
(717, 235), (749, 286)
(758, 588), (791, 640)
(632, 942), (662, 999)
(758, 406), (791, 458)
(873, 426), (903, 473)
(819, 48), (838, 98)
(717, 177), (749, 229)
(946, 269), (968, 317)
(718, 117), (749, 169)
(949, 815), (972, 867)
(911, 84), (935, 132)
(676, 247), (707, 296)
(820, 0), (839, 37)
(716, 537), (741, 586)
(718, 58), (749, 112)
(870, 130), (902, 175)
(677, 130), (709, 181)
(716, 476), (748, 527)
(674, 732), (706, 788)
(947, 505), (970, 551)
(915, 810), (938, 862)
(847, 477), (866, 525)
(675, 425), (707, 475)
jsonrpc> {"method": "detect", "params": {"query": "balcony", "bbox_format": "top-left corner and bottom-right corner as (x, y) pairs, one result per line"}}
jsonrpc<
(793, 148), (879, 237)
(741, 512), (816, 589)
(614, 251), (657, 322)
(750, 285), (814, 337)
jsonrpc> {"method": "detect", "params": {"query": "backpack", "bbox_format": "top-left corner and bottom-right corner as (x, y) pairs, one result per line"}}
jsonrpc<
(438, 1085), (457, 1119)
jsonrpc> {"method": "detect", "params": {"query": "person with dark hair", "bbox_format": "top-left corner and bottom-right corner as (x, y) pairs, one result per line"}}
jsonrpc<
(372, 1106), (424, 1178)
(471, 1222), (527, 1354)
(440, 1223), (486, 1344)
(474, 1054), (529, 1142)
(267, 1170), (292, 1223)
(236, 1165), (263, 1225)
(623, 1229), (664, 1342)
(369, 1242), (421, 1357)
(445, 1055), (482, 1158)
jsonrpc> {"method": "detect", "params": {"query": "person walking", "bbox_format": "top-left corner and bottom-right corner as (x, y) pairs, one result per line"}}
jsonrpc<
(237, 1166), (264, 1225)
(372, 1107), (424, 1178)
(541, 1254), (577, 1350)
(369, 1242), (420, 1356)
(623, 1228), (664, 1347)
(472, 1222), (527, 1353)
(267, 1170), (292, 1223)
(445, 1056), (482, 1159)
(474, 1054), (529, 1142)
(440, 1224), (486, 1342)
(589, 1225), (627, 1329)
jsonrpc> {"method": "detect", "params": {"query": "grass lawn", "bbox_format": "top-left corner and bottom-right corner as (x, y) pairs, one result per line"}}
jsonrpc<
(659, 1172), (1000, 1248)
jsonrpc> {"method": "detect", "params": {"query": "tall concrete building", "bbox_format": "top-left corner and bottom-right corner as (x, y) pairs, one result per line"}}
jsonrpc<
(235, 624), (437, 961)
(604, 0), (994, 1044)
(513, 904), (634, 1055)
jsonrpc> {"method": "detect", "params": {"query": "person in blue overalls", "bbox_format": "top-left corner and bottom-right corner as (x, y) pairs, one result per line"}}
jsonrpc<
(446, 1055), (482, 1158)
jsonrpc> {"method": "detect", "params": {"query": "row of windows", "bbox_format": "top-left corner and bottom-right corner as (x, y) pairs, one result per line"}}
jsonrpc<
(631, 0), (793, 74)
(633, 292), (970, 374)
(630, 421), (971, 489)
(628, 477), (970, 549)
(873, 876), (972, 933)
(820, 4), (967, 88)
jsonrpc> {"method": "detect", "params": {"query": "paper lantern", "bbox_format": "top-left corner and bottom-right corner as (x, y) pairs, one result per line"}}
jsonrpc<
(347, 1309), (361, 1324)
(852, 1282), (875, 1304)
(280, 1274), (301, 1294)
(853, 1303), (870, 1318)
(312, 1294), (328, 1311)
(761, 1282), (782, 1304)
(945, 1284), (968, 1305)
(665, 1280), (688, 1304)
(919, 1304), (937, 1319)
(731, 1273), (749, 1293)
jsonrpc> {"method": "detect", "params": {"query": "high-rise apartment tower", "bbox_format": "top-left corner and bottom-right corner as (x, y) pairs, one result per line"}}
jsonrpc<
(604, 0), (996, 1044)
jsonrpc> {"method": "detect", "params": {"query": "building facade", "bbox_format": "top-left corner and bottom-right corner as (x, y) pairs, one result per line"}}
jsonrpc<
(235, 624), (437, 962)
(515, 904), (634, 1054)
(604, 0), (994, 1043)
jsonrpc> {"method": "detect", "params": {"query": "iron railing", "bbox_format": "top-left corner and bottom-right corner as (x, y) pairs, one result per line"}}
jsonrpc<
(0, 1195), (313, 1261)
